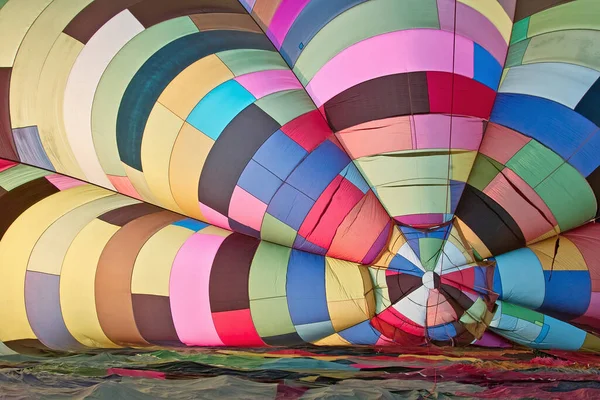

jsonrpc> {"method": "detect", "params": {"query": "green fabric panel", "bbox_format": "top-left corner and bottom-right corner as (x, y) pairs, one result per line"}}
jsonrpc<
(419, 238), (444, 271)
(250, 298), (296, 337)
(292, 0), (440, 84)
(261, 213), (297, 247)
(255, 90), (315, 126)
(504, 39), (529, 68)
(501, 301), (543, 324)
(467, 154), (503, 191)
(216, 49), (288, 76)
(376, 184), (449, 217)
(0, 0), (9, 10)
(523, 30), (600, 72)
(535, 163), (596, 231)
(505, 141), (563, 188)
(460, 297), (487, 324)
(510, 17), (529, 44)
(0, 164), (49, 191)
(368, 267), (390, 314)
(528, 0), (600, 39)
(249, 241), (291, 300)
(91, 17), (198, 176)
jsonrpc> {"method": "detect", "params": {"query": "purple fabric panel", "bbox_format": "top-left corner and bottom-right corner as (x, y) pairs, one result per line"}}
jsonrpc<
(498, 0), (517, 20)
(266, 0), (311, 49)
(25, 271), (86, 351)
(362, 221), (392, 264)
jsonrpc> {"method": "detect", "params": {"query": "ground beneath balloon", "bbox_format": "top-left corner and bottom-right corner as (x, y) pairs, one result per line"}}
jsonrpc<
(0, 346), (599, 399)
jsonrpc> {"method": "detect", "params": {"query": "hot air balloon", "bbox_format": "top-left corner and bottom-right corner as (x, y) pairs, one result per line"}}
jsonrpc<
(0, 0), (599, 356)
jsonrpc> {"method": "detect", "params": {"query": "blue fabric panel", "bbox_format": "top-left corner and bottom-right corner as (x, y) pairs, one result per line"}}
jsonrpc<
(340, 162), (370, 194)
(253, 130), (307, 180)
(427, 323), (457, 341)
(534, 323), (550, 344)
(295, 321), (335, 342)
(490, 93), (598, 160)
(449, 181), (465, 213)
(187, 80), (256, 140)
(339, 321), (381, 345)
(474, 43), (502, 90)
(286, 250), (330, 325)
(12, 126), (55, 171)
(267, 183), (314, 230)
(575, 76), (600, 127)
(172, 219), (208, 231)
(569, 131), (600, 177)
(239, 0), (255, 12)
(538, 316), (586, 350)
(116, 31), (273, 170)
(237, 159), (283, 204)
(540, 271), (591, 320)
(492, 262), (503, 297)
(495, 248), (545, 309)
(286, 140), (351, 201)
(389, 255), (424, 277)
(279, 0), (367, 66)
(293, 235), (327, 255)
(473, 267), (488, 296)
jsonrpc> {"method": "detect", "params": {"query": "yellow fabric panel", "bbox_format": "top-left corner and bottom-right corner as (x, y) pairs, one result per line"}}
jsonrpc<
(35, 33), (86, 178)
(0, 184), (109, 342)
(326, 259), (374, 331)
(454, 217), (492, 259)
(458, 0), (512, 43)
(131, 225), (194, 296)
(28, 194), (136, 275)
(60, 219), (121, 349)
(376, 184), (449, 216)
(527, 226), (561, 246)
(141, 103), (185, 213)
(123, 163), (158, 205)
(158, 54), (233, 119)
(197, 225), (233, 238)
(169, 123), (214, 221)
(529, 236), (588, 271)
(9, 0), (93, 127)
(0, 0), (52, 67)
(450, 151), (478, 182)
(313, 333), (350, 346)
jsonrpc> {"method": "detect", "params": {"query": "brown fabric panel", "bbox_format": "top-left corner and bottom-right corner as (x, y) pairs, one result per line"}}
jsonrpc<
(0, 185), (6, 199)
(209, 233), (260, 313)
(0, 177), (59, 240)
(95, 211), (182, 347)
(129, 0), (246, 29)
(190, 13), (262, 33)
(3, 339), (50, 355)
(386, 274), (422, 304)
(97, 202), (163, 226)
(132, 294), (181, 345)
(252, 0), (283, 30)
(63, 0), (143, 43)
(323, 72), (430, 133)
(514, 0), (575, 21)
(0, 68), (18, 161)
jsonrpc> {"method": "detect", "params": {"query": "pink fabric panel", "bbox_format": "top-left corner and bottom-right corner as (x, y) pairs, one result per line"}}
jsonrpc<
(266, 0), (311, 48)
(199, 201), (231, 230)
(107, 175), (142, 200)
(306, 29), (475, 107)
(336, 116), (412, 159)
(479, 123), (530, 164)
(0, 159), (16, 172)
(170, 233), (225, 346)
(395, 214), (445, 227)
(437, 0), (508, 64)
(573, 292), (600, 328)
(483, 170), (557, 241)
(45, 174), (86, 191)
(502, 168), (557, 226)
(412, 114), (484, 151)
(228, 186), (267, 231)
(235, 69), (303, 99)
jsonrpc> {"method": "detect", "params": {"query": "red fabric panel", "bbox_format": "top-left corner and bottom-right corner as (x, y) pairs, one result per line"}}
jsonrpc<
(327, 191), (391, 263)
(0, 68), (18, 161)
(427, 72), (496, 119)
(281, 110), (332, 152)
(299, 177), (363, 249)
(374, 308), (425, 338)
(441, 268), (476, 293)
(212, 309), (265, 346)
(0, 159), (16, 172)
